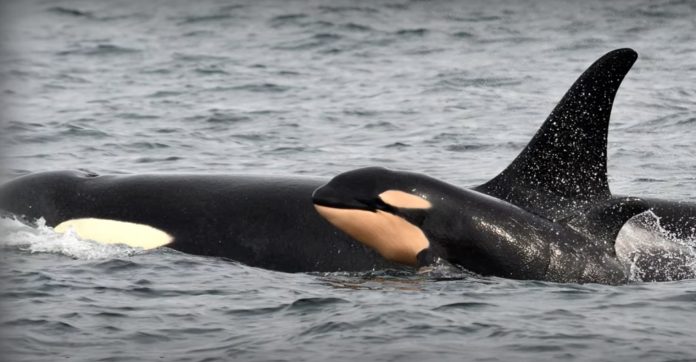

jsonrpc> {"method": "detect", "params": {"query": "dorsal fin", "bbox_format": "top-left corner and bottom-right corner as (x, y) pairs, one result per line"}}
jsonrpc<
(564, 197), (649, 255)
(475, 48), (638, 220)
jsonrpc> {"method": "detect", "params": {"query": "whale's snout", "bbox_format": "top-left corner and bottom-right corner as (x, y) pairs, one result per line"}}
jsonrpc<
(311, 171), (432, 267)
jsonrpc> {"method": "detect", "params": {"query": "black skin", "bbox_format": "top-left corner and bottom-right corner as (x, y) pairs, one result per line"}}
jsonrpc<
(639, 200), (696, 240)
(314, 167), (645, 284)
(471, 48), (696, 242)
(1, 167), (691, 283)
(0, 170), (397, 273)
(312, 47), (696, 282)
(0, 48), (693, 283)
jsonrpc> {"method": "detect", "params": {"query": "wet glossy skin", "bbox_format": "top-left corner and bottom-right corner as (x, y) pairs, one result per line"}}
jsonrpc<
(313, 167), (632, 284)
(1, 48), (694, 283)
(0, 170), (397, 272)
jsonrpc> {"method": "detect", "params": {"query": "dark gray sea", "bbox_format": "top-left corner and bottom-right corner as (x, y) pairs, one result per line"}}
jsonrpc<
(1, 0), (695, 361)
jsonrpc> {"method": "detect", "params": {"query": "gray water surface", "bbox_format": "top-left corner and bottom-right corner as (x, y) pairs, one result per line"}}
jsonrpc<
(1, 0), (695, 361)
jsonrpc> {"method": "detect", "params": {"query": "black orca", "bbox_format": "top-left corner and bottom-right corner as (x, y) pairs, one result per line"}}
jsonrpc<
(0, 172), (395, 272)
(474, 48), (696, 280)
(473, 48), (696, 243)
(0, 48), (692, 283)
(313, 167), (649, 284)
(314, 48), (696, 282)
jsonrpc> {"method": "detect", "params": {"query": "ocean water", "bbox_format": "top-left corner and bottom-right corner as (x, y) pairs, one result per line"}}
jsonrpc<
(1, 0), (696, 361)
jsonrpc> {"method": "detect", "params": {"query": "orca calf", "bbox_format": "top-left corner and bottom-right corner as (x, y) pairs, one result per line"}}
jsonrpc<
(313, 167), (649, 284)
(314, 48), (696, 283)
(1, 48), (693, 283)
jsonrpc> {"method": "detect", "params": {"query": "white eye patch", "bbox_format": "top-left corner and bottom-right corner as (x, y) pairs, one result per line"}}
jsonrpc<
(378, 190), (432, 209)
(54, 218), (173, 250)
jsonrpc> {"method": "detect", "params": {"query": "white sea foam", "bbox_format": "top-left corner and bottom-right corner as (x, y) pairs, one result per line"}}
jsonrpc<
(0, 217), (144, 260)
(616, 211), (696, 282)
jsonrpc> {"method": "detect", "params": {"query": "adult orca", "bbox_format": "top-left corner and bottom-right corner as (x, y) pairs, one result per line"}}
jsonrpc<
(0, 48), (692, 282)
(0, 172), (395, 272)
(472, 50), (696, 242)
(314, 48), (696, 282)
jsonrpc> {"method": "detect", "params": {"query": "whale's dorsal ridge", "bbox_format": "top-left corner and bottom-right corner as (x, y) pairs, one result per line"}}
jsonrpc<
(476, 48), (638, 220)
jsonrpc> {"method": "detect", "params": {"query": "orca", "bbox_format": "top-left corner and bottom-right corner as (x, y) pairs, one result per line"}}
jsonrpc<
(313, 48), (696, 282)
(1, 48), (693, 283)
(473, 49), (696, 243)
(0, 172), (396, 272)
(313, 167), (650, 284)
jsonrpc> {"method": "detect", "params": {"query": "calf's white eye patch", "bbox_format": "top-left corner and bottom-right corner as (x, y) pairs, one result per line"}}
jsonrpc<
(378, 190), (432, 209)
(54, 218), (173, 250)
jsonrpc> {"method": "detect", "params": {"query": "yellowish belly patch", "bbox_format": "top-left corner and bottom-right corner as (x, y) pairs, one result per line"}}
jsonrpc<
(54, 218), (173, 250)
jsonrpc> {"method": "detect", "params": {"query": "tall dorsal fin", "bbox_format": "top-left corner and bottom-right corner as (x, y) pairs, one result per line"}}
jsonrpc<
(564, 197), (649, 255)
(475, 48), (638, 221)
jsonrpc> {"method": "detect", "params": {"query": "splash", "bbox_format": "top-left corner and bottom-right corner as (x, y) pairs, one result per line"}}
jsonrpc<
(616, 211), (696, 282)
(417, 257), (475, 281)
(0, 217), (144, 260)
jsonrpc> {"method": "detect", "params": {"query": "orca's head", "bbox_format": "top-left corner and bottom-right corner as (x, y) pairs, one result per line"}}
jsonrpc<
(313, 167), (452, 267)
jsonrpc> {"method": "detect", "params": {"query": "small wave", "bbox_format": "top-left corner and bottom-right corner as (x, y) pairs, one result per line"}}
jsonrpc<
(624, 112), (694, 131)
(205, 114), (252, 124)
(395, 28), (429, 36)
(269, 13), (308, 27)
(92, 259), (141, 272)
(318, 5), (378, 14)
(266, 146), (307, 155)
(173, 53), (229, 62)
(553, 37), (607, 51)
(433, 302), (494, 311)
(447, 14), (502, 23)
(385, 142), (410, 148)
(621, 6), (684, 19)
(126, 331), (171, 343)
(114, 113), (159, 120)
(4, 121), (45, 132)
(342, 23), (373, 32)
(0, 217), (143, 260)
(362, 121), (395, 129)
(274, 33), (342, 51)
(299, 321), (355, 336)
(195, 67), (229, 76)
(272, 13), (307, 22)
(48, 7), (93, 18)
(60, 122), (110, 138)
(134, 156), (183, 163)
(182, 30), (215, 38)
(57, 44), (140, 57)
(146, 90), (182, 98)
(451, 31), (475, 38)
(417, 258), (473, 281)
(230, 133), (266, 141)
(223, 305), (287, 317)
(676, 117), (696, 126)
(228, 83), (291, 93)
(344, 109), (379, 117)
(178, 13), (236, 24)
(434, 75), (522, 88)
(287, 297), (350, 311)
(314, 32), (342, 41)
(114, 141), (171, 151)
(446, 144), (489, 152)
